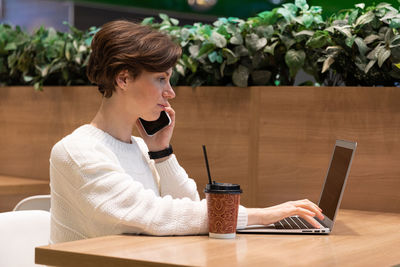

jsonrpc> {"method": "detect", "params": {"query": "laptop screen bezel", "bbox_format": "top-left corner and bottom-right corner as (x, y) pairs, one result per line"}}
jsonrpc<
(317, 139), (357, 230)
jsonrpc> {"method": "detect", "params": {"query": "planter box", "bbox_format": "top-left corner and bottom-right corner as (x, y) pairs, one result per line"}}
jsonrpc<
(1, 85), (399, 213)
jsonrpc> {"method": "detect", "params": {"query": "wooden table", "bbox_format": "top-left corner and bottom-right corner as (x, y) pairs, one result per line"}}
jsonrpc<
(35, 209), (400, 266)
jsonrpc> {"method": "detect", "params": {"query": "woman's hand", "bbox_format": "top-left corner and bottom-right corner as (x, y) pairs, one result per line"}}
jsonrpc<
(136, 106), (175, 154)
(247, 199), (324, 228)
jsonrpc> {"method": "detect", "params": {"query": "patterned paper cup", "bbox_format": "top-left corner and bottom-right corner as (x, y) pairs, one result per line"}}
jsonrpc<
(205, 182), (242, 239)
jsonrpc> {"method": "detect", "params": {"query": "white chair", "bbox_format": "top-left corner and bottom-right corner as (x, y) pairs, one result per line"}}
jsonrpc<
(0, 210), (50, 267)
(13, 195), (51, 211)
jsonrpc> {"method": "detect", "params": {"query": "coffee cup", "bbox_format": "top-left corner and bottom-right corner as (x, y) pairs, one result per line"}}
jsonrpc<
(204, 182), (242, 239)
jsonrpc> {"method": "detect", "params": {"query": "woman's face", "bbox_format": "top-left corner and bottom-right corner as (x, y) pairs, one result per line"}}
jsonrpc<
(123, 68), (175, 121)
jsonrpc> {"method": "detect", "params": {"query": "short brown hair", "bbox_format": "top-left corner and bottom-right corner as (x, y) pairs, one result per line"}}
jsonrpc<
(86, 20), (182, 98)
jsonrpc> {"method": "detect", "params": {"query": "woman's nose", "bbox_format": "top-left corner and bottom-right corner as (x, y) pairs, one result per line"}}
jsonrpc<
(163, 83), (176, 99)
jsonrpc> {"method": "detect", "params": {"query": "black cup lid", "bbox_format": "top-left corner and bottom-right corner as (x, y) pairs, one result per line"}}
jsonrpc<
(204, 182), (242, 194)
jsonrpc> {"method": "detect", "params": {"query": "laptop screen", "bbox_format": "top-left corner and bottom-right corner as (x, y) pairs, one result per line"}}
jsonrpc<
(318, 145), (354, 221)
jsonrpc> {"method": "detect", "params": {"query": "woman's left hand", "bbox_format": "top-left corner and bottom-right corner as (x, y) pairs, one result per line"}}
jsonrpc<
(136, 106), (175, 153)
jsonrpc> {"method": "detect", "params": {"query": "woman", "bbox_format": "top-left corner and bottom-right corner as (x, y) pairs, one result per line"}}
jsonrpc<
(49, 20), (323, 243)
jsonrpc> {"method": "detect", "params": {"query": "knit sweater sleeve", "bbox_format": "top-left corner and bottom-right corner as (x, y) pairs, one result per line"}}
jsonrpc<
(133, 137), (200, 200)
(50, 137), (209, 237)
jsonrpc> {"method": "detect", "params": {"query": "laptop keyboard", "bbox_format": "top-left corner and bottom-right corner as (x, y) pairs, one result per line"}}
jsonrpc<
(274, 216), (315, 229)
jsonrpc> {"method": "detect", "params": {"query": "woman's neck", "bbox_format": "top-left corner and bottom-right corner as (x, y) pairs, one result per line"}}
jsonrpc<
(91, 97), (137, 144)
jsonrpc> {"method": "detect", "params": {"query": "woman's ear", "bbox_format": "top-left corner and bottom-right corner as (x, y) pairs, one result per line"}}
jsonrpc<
(115, 70), (130, 91)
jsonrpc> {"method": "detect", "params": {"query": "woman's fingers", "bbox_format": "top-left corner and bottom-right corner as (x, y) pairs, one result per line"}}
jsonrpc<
(163, 106), (175, 127)
(294, 207), (316, 218)
(301, 214), (322, 229)
(295, 199), (324, 221)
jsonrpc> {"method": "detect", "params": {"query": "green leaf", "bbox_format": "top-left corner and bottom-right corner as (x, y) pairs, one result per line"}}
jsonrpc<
(294, 30), (315, 37)
(222, 48), (238, 65)
(220, 60), (226, 77)
(367, 45), (383, 60)
(345, 36), (356, 48)
(232, 65), (250, 87)
(395, 63), (400, 69)
(306, 31), (330, 49)
(355, 3), (365, 9)
(206, 51), (222, 64)
(282, 3), (298, 14)
(285, 49), (305, 77)
(354, 37), (369, 57)
(4, 42), (17, 51)
(348, 10), (359, 25)
(159, 13), (170, 22)
(170, 18), (179, 26)
(197, 43), (215, 57)
(279, 34), (296, 50)
(322, 56), (335, 73)
(188, 45), (199, 57)
(295, 0), (309, 11)
(175, 63), (185, 76)
(35, 65), (50, 77)
(33, 81), (43, 91)
(310, 6), (322, 14)
(210, 31), (227, 48)
(234, 45), (249, 57)
(364, 34), (381, 44)
(182, 55), (198, 73)
(277, 7), (294, 22)
(302, 14), (314, 28)
(365, 60), (376, 73)
(377, 48), (391, 67)
(256, 25), (274, 39)
(389, 18), (400, 28)
(141, 17), (154, 25)
(230, 33), (243, 45)
(23, 75), (33, 82)
(333, 26), (352, 38)
(355, 11), (375, 27)
(264, 41), (279, 55)
(245, 33), (267, 52)
(257, 9), (279, 24)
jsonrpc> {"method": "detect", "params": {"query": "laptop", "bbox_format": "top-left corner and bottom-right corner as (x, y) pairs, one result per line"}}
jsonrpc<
(237, 139), (357, 234)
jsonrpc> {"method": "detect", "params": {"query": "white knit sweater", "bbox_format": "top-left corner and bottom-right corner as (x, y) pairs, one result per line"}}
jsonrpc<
(49, 124), (248, 243)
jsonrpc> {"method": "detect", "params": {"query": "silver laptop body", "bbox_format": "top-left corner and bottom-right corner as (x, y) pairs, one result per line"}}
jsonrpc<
(238, 139), (357, 234)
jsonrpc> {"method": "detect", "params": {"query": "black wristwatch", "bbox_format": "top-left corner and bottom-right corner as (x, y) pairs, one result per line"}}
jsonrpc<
(148, 145), (173, 159)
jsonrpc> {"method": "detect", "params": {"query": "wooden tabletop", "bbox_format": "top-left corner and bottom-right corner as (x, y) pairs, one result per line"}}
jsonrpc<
(35, 209), (400, 267)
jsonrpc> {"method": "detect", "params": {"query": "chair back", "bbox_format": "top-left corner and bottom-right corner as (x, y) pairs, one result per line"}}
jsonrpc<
(13, 195), (51, 211)
(0, 210), (50, 267)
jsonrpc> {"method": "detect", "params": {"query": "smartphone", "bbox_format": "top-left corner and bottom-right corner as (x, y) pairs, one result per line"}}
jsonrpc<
(139, 111), (171, 136)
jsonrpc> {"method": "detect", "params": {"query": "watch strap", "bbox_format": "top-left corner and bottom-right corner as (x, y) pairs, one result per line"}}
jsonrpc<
(148, 145), (173, 159)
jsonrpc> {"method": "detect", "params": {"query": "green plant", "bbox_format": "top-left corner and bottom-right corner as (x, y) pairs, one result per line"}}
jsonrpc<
(146, 0), (399, 87)
(0, 1), (399, 89)
(0, 23), (96, 90)
(145, 0), (327, 87)
(313, 2), (400, 85)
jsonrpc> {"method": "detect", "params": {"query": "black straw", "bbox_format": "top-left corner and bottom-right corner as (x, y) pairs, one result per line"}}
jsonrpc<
(202, 145), (213, 184)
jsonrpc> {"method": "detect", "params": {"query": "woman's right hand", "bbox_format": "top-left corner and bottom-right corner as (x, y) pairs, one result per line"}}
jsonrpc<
(136, 106), (175, 153)
(246, 199), (324, 228)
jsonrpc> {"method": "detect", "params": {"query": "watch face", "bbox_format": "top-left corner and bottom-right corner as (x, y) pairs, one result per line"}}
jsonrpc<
(139, 111), (171, 136)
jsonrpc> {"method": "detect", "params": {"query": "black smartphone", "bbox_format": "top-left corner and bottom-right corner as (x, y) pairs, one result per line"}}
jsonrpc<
(139, 111), (171, 136)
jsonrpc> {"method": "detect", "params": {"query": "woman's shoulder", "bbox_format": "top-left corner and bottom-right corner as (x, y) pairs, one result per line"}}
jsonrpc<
(50, 125), (116, 167)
